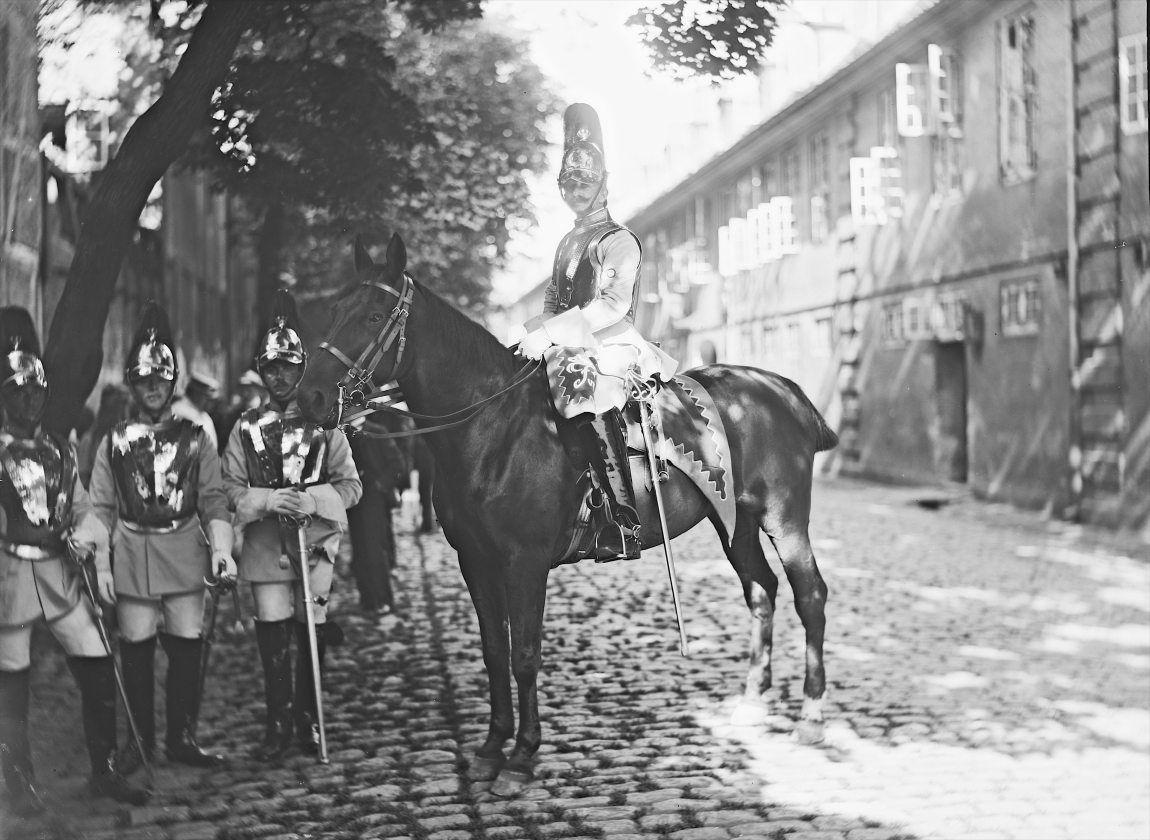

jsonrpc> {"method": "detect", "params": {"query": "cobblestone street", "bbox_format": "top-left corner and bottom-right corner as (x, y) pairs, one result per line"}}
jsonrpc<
(3, 476), (1149, 840)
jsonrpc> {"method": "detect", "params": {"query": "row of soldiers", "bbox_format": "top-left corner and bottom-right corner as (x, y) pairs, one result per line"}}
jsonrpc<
(0, 291), (363, 815)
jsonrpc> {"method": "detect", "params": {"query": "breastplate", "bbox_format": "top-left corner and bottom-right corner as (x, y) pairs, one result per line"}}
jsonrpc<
(110, 418), (201, 527)
(240, 408), (328, 489)
(551, 220), (638, 322)
(0, 432), (76, 547)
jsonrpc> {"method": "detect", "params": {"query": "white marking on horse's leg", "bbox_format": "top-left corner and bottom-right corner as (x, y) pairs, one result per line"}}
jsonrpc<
(800, 694), (825, 723)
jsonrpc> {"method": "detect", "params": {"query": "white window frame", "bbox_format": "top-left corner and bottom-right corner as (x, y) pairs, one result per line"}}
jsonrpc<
(1119, 32), (1148, 135)
(998, 11), (1038, 184)
(896, 62), (929, 137)
(1000, 278), (1041, 337)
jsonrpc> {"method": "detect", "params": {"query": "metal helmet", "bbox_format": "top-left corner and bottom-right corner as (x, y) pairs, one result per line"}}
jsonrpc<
(559, 103), (606, 187)
(0, 307), (48, 390)
(256, 289), (306, 370)
(125, 301), (178, 385)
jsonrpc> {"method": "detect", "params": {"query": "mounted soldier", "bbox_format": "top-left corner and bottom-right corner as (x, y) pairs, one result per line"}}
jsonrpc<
(0, 308), (148, 813)
(89, 302), (236, 772)
(517, 102), (677, 561)
(222, 290), (361, 761)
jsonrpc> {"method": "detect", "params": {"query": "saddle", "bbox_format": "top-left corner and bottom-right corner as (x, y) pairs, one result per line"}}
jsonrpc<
(552, 373), (735, 568)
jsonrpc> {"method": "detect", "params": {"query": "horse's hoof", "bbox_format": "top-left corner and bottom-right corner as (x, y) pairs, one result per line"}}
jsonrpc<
(468, 753), (505, 782)
(796, 718), (825, 745)
(490, 767), (533, 797)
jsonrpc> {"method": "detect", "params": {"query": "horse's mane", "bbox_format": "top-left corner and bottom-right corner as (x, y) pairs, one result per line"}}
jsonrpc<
(414, 280), (519, 376)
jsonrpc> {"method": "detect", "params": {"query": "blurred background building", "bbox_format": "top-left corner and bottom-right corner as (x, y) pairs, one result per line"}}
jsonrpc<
(501, 0), (1149, 530)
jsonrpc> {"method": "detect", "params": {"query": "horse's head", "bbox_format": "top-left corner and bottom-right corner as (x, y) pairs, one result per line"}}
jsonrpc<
(298, 233), (413, 427)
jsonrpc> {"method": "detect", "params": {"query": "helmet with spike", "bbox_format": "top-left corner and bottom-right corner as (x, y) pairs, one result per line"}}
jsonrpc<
(0, 307), (47, 390)
(256, 289), (307, 370)
(558, 103), (606, 187)
(125, 301), (178, 385)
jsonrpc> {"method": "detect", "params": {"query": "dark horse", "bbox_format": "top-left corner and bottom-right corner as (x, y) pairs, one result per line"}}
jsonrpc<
(299, 234), (837, 795)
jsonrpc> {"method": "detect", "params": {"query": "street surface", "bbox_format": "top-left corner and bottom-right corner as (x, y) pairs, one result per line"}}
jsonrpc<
(3, 476), (1148, 840)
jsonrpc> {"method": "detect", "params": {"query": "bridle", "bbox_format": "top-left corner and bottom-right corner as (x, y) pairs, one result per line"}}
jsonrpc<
(317, 270), (540, 436)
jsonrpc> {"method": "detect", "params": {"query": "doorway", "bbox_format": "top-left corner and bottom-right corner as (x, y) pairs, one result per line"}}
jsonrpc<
(934, 341), (969, 482)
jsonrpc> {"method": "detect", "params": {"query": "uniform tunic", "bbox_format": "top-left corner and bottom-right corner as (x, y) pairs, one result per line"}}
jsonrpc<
(89, 419), (229, 599)
(221, 402), (361, 584)
(529, 207), (677, 417)
(0, 433), (109, 626)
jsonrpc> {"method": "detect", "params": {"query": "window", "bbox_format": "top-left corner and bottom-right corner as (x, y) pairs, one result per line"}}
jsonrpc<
(1000, 278), (1041, 336)
(881, 302), (906, 346)
(998, 11), (1037, 182)
(932, 132), (963, 196)
(813, 316), (834, 358)
(1119, 33), (1148, 134)
(850, 147), (903, 225)
(780, 149), (800, 197)
(895, 62), (929, 137)
(878, 88), (898, 149)
(809, 133), (831, 243)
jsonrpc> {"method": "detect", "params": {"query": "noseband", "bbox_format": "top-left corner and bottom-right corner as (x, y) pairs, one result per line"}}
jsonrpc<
(319, 272), (414, 423)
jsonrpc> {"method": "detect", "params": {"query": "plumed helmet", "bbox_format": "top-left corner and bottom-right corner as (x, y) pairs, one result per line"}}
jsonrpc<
(0, 307), (47, 389)
(559, 103), (606, 186)
(256, 289), (306, 369)
(125, 301), (178, 384)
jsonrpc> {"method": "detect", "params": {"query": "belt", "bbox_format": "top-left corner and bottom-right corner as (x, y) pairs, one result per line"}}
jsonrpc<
(120, 515), (193, 535)
(1, 541), (62, 561)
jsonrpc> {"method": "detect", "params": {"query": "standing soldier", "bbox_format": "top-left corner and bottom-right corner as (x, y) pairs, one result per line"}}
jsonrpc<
(0, 308), (147, 813)
(517, 102), (677, 560)
(223, 290), (361, 760)
(89, 302), (236, 772)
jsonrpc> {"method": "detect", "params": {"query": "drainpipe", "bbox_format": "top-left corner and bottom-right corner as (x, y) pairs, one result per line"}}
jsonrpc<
(1066, 0), (1083, 520)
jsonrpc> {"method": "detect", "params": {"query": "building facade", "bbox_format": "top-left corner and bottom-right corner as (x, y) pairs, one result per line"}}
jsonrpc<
(621, 0), (1147, 529)
(0, 0), (43, 318)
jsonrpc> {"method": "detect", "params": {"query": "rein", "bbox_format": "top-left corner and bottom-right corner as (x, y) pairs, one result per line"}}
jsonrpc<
(318, 271), (541, 436)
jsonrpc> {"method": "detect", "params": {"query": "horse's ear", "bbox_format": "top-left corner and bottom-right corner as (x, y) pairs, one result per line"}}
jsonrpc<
(385, 233), (407, 277)
(353, 235), (374, 273)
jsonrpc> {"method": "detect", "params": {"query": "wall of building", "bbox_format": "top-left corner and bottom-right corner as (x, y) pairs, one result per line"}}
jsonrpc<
(615, 0), (1148, 528)
(0, 0), (43, 319)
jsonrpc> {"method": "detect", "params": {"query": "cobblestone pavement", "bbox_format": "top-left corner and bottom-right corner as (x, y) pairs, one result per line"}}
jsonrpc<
(3, 476), (1149, 840)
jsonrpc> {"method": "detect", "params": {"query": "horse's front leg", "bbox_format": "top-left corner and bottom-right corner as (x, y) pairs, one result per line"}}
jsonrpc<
(459, 557), (513, 780)
(491, 560), (548, 797)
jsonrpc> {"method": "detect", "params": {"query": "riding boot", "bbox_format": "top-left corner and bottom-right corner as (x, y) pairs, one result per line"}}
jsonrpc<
(0, 668), (44, 816)
(117, 636), (156, 776)
(66, 656), (150, 805)
(159, 633), (225, 767)
(253, 620), (293, 762)
(293, 621), (328, 755)
(586, 410), (642, 561)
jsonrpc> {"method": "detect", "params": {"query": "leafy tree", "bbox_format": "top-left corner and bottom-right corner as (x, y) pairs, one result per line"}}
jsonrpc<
(627, 0), (785, 79)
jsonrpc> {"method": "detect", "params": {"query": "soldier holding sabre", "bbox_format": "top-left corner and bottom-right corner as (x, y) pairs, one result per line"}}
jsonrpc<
(223, 290), (361, 762)
(0, 308), (148, 813)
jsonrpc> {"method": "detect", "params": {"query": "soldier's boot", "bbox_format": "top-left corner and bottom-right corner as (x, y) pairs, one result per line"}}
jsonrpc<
(253, 620), (293, 762)
(585, 410), (642, 561)
(66, 656), (150, 805)
(117, 636), (156, 776)
(0, 668), (44, 817)
(160, 633), (225, 767)
(293, 622), (328, 755)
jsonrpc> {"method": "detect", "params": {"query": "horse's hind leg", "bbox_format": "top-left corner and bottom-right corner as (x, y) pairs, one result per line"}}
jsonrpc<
(459, 558), (513, 780)
(719, 509), (780, 711)
(767, 526), (828, 743)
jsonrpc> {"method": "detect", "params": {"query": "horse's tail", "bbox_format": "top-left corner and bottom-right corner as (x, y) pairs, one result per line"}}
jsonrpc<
(777, 374), (839, 452)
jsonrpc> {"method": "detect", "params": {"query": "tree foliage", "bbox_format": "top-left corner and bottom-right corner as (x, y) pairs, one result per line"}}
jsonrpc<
(627, 0), (785, 79)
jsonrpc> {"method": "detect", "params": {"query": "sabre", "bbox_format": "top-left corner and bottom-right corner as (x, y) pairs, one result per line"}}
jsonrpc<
(67, 539), (155, 784)
(293, 515), (329, 764)
(194, 562), (236, 735)
(637, 398), (690, 657)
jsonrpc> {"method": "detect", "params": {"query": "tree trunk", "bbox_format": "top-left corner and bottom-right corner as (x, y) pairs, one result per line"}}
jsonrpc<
(42, 0), (264, 435)
(255, 199), (286, 330)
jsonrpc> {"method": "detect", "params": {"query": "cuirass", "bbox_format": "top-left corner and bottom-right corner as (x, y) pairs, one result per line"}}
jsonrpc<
(110, 418), (201, 527)
(240, 407), (328, 489)
(551, 219), (638, 322)
(0, 432), (76, 546)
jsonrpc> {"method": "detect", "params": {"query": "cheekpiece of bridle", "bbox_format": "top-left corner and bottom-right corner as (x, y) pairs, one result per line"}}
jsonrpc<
(319, 272), (414, 426)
